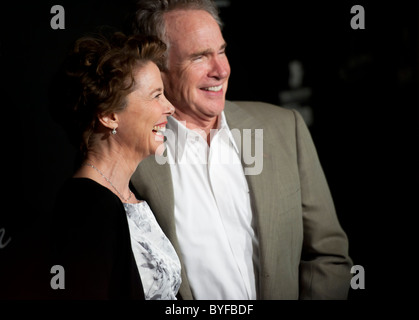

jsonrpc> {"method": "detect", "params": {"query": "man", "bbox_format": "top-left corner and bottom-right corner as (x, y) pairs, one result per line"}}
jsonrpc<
(129, 0), (352, 300)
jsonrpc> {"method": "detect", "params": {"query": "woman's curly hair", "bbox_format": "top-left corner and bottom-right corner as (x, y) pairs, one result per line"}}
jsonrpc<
(53, 30), (166, 157)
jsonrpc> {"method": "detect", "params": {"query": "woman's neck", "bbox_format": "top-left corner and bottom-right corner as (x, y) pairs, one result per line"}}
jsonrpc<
(74, 144), (140, 203)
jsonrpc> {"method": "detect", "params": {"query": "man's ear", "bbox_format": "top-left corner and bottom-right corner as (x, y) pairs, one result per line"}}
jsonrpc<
(98, 112), (119, 131)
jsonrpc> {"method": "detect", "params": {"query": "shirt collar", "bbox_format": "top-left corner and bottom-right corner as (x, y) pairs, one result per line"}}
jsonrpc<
(219, 111), (240, 154)
(167, 111), (240, 154)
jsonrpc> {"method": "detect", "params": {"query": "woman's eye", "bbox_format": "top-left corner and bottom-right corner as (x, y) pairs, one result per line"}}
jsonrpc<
(154, 93), (162, 99)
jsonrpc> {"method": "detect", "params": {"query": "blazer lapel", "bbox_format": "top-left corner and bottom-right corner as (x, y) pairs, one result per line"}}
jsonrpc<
(131, 157), (175, 238)
(224, 101), (279, 299)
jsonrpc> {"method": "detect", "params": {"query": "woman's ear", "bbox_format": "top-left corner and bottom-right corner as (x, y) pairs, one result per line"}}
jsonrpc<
(98, 112), (119, 131)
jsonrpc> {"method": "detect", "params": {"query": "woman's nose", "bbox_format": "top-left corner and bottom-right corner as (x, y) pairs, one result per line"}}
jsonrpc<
(163, 95), (175, 115)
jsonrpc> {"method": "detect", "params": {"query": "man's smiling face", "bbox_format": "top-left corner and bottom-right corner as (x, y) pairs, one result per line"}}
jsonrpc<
(162, 9), (231, 124)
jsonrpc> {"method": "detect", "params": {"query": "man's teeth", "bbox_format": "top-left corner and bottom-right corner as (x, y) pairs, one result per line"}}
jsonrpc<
(153, 125), (166, 135)
(202, 85), (222, 92)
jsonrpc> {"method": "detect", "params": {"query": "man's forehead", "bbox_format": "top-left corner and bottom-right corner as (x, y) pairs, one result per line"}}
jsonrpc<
(164, 9), (220, 36)
(164, 9), (224, 51)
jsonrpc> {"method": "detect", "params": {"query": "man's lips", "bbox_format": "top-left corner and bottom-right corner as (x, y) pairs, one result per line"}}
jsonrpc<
(200, 85), (223, 92)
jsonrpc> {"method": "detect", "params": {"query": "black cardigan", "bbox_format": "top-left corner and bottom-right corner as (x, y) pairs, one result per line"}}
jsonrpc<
(49, 178), (144, 299)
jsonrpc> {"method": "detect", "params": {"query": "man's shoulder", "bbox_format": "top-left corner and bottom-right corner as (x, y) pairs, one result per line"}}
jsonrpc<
(226, 100), (294, 118)
(224, 100), (296, 128)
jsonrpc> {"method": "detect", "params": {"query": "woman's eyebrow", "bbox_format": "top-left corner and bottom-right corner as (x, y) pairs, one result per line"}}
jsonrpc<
(149, 87), (163, 96)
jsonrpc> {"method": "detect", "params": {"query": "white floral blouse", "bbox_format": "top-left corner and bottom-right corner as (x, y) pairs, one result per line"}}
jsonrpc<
(123, 201), (181, 300)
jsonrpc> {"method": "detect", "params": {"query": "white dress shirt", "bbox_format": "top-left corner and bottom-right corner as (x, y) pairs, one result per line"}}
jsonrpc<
(166, 112), (259, 300)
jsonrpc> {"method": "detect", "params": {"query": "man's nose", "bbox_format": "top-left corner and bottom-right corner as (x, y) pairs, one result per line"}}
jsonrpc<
(208, 56), (230, 80)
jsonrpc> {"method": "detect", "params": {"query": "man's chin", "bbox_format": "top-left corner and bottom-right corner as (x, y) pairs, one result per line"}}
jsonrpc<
(200, 99), (226, 116)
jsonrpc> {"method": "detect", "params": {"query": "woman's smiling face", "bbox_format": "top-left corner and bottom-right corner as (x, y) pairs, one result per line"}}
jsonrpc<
(117, 61), (174, 158)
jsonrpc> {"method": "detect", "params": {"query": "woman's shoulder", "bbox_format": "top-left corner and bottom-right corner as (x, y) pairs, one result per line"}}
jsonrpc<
(53, 177), (124, 221)
(57, 177), (116, 200)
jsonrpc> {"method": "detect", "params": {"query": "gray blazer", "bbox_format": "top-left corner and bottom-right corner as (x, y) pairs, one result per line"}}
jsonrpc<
(131, 100), (353, 300)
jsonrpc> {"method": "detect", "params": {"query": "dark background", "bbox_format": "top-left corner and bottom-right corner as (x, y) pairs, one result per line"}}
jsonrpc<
(1, 0), (418, 301)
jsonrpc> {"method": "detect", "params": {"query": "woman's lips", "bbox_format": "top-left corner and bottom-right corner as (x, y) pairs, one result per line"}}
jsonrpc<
(152, 122), (167, 139)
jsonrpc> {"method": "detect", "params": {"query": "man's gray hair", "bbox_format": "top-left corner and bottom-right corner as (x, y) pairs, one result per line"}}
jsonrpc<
(130, 0), (223, 48)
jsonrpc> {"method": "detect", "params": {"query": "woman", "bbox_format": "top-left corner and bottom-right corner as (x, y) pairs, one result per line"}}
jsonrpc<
(50, 31), (180, 299)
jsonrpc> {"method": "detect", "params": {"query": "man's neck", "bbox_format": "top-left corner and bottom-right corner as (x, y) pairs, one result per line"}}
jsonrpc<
(172, 110), (219, 145)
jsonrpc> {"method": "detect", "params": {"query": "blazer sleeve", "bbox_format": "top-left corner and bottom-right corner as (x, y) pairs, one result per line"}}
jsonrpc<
(293, 110), (353, 299)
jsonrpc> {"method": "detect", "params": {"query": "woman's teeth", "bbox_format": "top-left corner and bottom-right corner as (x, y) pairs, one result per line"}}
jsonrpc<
(153, 125), (166, 136)
(202, 85), (222, 92)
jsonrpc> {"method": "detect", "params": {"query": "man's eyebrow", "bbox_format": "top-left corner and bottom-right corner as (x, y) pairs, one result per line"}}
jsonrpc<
(189, 42), (227, 59)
